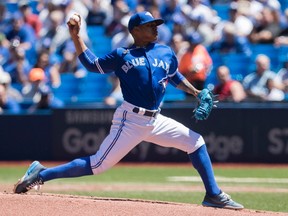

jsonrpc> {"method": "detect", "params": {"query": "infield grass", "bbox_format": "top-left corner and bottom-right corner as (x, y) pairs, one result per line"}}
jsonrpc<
(1, 163), (288, 213)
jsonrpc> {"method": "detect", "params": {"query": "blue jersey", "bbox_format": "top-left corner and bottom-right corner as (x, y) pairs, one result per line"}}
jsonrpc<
(79, 42), (184, 110)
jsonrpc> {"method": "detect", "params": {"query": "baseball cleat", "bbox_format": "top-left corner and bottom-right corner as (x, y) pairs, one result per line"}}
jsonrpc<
(202, 191), (244, 210)
(13, 161), (46, 194)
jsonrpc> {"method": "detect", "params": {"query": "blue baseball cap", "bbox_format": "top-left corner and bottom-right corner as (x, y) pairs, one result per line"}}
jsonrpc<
(128, 11), (164, 32)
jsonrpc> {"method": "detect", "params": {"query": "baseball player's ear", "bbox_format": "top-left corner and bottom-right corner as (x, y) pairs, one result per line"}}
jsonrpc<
(132, 27), (141, 35)
(132, 27), (140, 32)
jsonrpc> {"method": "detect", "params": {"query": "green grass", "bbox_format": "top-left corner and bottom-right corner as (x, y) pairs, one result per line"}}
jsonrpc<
(1, 163), (288, 213)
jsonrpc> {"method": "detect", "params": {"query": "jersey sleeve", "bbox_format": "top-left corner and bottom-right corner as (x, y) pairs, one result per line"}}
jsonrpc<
(167, 48), (185, 87)
(78, 49), (118, 74)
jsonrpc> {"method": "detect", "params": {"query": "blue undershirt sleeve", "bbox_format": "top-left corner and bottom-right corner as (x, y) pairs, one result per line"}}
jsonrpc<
(78, 49), (118, 73)
(78, 49), (99, 72)
(169, 71), (185, 87)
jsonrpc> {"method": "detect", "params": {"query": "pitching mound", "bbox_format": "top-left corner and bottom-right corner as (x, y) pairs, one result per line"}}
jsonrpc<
(1, 192), (287, 216)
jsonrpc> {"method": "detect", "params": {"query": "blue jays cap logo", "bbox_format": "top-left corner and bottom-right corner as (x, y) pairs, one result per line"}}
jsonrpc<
(128, 11), (164, 32)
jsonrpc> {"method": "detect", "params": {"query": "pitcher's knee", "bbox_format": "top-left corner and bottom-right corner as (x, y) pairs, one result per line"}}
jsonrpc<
(90, 155), (115, 175)
(186, 135), (205, 154)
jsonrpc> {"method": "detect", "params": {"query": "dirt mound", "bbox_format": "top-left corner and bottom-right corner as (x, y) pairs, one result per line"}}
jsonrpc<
(1, 192), (287, 216)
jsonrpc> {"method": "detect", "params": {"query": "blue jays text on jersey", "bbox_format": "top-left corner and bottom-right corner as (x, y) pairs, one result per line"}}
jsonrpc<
(79, 42), (184, 110)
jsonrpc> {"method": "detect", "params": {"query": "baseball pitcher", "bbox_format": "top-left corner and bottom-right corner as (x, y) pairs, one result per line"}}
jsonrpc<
(14, 11), (243, 210)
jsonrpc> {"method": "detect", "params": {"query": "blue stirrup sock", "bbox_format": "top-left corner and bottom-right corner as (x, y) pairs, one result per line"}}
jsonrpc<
(189, 144), (221, 197)
(39, 156), (93, 182)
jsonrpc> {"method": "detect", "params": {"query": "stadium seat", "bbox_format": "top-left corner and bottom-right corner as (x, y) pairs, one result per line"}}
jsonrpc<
(212, 4), (230, 20)
(279, 0), (288, 12)
(87, 25), (106, 36)
(5, 2), (18, 13)
(221, 53), (251, 81)
(204, 68), (218, 90)
(53, 74), (82, 103)
(278, 46), (288, 66)
(87, 25), (112, 56)
(210, 52), (224, 69)
(76, 73), (112, 103)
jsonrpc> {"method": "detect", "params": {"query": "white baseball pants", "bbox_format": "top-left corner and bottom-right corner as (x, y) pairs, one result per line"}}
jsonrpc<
(90, 101), (205, 174)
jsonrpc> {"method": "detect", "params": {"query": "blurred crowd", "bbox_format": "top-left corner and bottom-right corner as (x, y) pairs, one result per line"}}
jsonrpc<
(1, 0), (288, 114)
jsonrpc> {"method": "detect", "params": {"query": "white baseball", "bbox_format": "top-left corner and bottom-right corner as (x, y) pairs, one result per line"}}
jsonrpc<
(69, 15), (80, 25)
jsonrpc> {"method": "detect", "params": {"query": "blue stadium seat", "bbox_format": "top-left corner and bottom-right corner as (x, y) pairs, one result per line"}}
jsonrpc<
(278, 46), (288, 66)
(11, 83), (23, 92)
(212, 4), (230, 20)
(207, 52), (251, 87)
(210, 52), (224, 69)
(53, 74), (82, 103)
(205, 69), (218, 90)
(279, 0), (288, 12)
(76, 73), (112, 103)
(87, 25), (106, 36)
(5, 2), (18, 13)
(87, 25), (112, 56)
(221, 53), (251, 81)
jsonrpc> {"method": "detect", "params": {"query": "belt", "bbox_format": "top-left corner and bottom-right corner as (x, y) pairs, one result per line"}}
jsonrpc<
(132, 107), (159, 117)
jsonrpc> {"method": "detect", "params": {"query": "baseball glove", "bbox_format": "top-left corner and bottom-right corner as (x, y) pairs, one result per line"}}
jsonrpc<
(194, 88), (217, 121)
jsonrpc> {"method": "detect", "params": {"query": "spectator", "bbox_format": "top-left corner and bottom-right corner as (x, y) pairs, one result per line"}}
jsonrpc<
(264, 78), (284, 101)
(178, 32), (212, 90)
(105, 0), (130, 37)
(259, 0), (281, 9)
(3, 40), (31, 88)
(214, 65), (246, 102)
(55, 0), (90, 45)
(274, 35), (288, 46)
(0, 2), (12, 33)
(28, 85), (64, 113)
(184, 0), (214, 25)
(86, 0), (110, 26)
(250, 0), (281, 16)
(183, 14), (215, 47)
(0, 67), (23, 103)
(159, 0), (182, 31)
(58, 40), (87, 78)
(4, 11), (37, 65)
(249, 7), (281, 44)
(248, 0), (280, 23)
(0, 84), (21, 114)
(33, 50), (61, 88)
(208, 22), (252, 57)
(274, 8), (288, 46)
(274, 57), (288, 94)
(37, 9), (66, 54)
(22, 67), (49, 103)
(18, 0), (42, 38)
(242, 54), (277, 100)
(0, 32), (10, 66)
(228, 2), (253, 37)
(170, 33), (189, 60)
(111, 15), (133, 50)
(37, 1), (59, 38)
(170, 9), (187, 35)
(150, 5), (172, 45)
(39, 1), (90, 57)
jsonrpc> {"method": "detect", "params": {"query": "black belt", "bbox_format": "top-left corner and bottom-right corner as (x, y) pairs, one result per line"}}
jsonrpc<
(132, 107), (159, 117)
